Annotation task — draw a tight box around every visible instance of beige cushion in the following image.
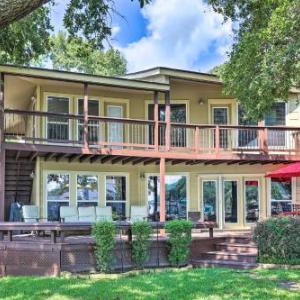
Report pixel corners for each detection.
[130,206,148,222]
[60,206,79,222]
[78,206,96,222]
[22,205,39,223]
[96,206,113,222]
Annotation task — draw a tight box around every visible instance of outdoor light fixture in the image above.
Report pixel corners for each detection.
[198,98,204,105]
[30,171,35,179]
[140,172,145,179]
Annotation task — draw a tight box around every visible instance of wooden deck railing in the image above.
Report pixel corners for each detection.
[4,109,300,155]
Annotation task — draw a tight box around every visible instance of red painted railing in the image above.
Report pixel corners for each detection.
[4,109,300,155]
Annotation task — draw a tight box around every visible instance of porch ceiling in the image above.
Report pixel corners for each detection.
[4,148,295,166]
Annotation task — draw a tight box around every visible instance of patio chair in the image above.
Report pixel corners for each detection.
[22,205,39,223]
[78,206,96,222]
[130,206,148,222]
[95,206,113,222]
[60,206,79,222]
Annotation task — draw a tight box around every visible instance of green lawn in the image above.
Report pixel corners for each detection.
[1,268,300,300]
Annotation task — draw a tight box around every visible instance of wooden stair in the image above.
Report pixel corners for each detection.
[5,159,35,220]
[192,236,258,269]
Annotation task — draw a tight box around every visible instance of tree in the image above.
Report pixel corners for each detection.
[208,0,300,120]
[0,6,52,65]
[0,0,50,28]
[0,0,151,66]
[50,32,127,76]
[0,0,150,28]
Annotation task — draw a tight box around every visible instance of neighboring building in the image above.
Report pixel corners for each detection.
[0,64,300,229]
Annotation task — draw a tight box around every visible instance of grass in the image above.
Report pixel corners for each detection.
[1,268,300,300]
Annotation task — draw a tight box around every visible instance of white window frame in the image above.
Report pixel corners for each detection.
[76,97,101,144]
[45,94,71,142]
[76,173,99,207]
[268,177,295,216]
[145,173,190,220]
[106,104,124,146]
[202,179,218,223]
[45,172,70,219]
[244,178,260,224]
[223,179,239,224]
[145,100,190,147]
[105,174,129,217]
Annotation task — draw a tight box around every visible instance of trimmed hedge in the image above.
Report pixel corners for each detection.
[165,219,193,267]
[253,216,300,265]
[132,221,152,269]
[92,221,116,272]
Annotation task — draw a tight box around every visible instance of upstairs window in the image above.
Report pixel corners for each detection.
[77,99,100,144]
[47,96,69,141]
[148,104,187,147]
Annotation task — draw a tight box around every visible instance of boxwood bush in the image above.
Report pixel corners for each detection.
[92,221,116,272]
[253,216,300,265]
[165,219,193,267]
[132,221,152,269]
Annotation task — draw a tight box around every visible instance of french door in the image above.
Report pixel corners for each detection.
[107,105,123,147]
[212,107,229,148]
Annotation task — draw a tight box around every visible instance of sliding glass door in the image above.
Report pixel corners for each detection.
[202,180,217,222]
[147,175,187,221]
[223,180,238,224]
[244,180,259,223]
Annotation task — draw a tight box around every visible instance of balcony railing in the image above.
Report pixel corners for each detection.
[4,109,300,156]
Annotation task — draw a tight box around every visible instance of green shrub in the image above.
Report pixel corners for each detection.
[132,221,152,269]
[253,216,300,265]
[165,219,193,267]
[92,221,116,272]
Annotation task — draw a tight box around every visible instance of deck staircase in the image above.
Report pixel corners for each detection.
[193,236,258,269]
[5,160,35,220]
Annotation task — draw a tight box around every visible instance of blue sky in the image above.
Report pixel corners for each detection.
[50,0,233,73]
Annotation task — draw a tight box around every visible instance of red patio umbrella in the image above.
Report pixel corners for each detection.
[266,162,300,178]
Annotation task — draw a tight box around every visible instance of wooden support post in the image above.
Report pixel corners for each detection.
[159,158,166,223]
[215,125,220,155]
[83,83,89,149]
[194,126,200,152]
[0,73,5,221]
[154,91,159,150]
[165,91,171,151]
[258,120,268,154]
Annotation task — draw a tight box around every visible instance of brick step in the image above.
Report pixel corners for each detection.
[200,251,257,264]
[215,242,257,254]
[192,259,257,270]
[224,236,252,244]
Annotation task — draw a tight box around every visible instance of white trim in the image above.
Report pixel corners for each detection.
[44,171,71,219]
[267,177,296,217]
[212,106,229,125]
[145,172,190,220]
[75,97,101,143]
[75,173,99,207]
[144,99,190,123]
[44,94,72,142]
[106,104,124,145]
[201,179,218,224]
[243,178,260,224]
[104,174,129,217]
[223,179,239,225]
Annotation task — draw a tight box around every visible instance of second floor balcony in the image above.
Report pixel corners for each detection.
[4,109,300,161]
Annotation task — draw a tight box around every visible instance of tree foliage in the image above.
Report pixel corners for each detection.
[0,0,150,69]
[50,32,126,75]
[208,0,300,120]
[0,6,52,65]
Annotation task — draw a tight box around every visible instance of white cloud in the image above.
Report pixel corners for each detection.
[116,0,233,72]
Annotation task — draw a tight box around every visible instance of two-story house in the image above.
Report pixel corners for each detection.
[1,64,300,230]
